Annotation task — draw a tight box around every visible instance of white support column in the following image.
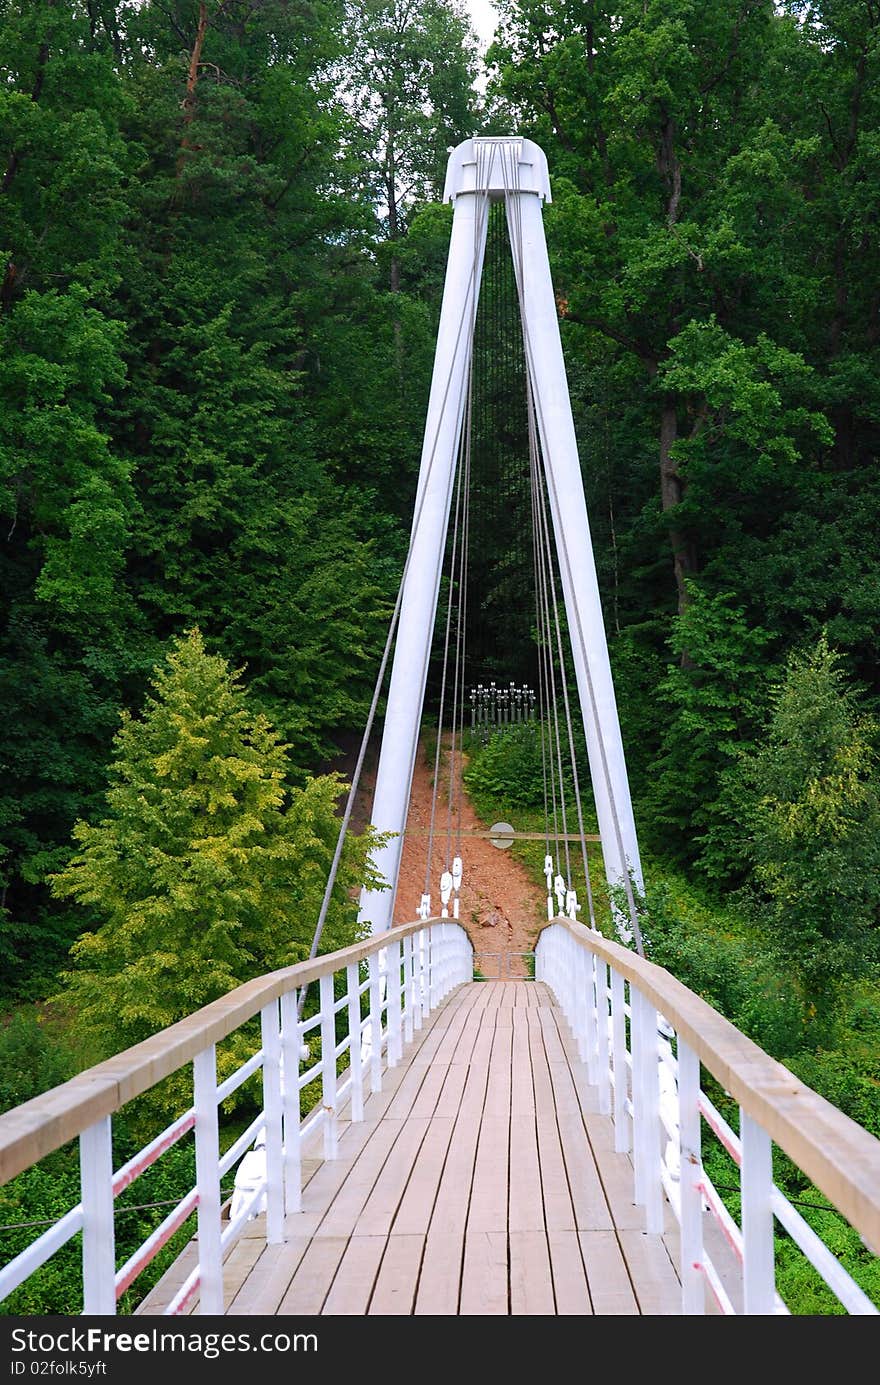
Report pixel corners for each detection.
[193,1046,224,1314]
[741,1112,776,1314]
[356,179,491,937]
[506,184,644,911]
[80,1116,116,1315]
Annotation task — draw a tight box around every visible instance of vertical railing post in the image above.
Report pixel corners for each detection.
[678,1039,705,1314]
[594,954,611,1115]
[611,968,630,1152]
[261,1000,284,1244]
[319,973,338,1159]
[632,989,664,1233]
[386,939,402,1066]
[583,948,599,1082]
[280,990,302,1214]
[413,931,424,1030]
[368,950,383,1093]
[80,1116,116,1315]
[402,933,414,1045]
[427,925,437,1012]
[346,961,364,1122]
[741,1112,775,1314]
[193,1045,224,1314]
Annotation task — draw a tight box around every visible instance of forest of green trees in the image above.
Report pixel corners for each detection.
[1,0,880,1313]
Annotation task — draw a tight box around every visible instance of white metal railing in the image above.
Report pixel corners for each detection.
[536,919,880,1317]
[0,919,473,1315]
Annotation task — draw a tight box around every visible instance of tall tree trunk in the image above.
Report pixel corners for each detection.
[176,0,210,179]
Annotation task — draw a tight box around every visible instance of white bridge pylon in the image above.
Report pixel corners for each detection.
[357,136,644,936]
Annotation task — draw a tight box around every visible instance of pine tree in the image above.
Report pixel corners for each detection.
[736,636,880,1039]
[51,630,383,1062]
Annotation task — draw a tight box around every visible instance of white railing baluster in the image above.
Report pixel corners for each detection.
[80,1116,116,1315]
[413,932,424,1030]
[402,933,414,1045]
[387,939,402,1066]
[594,956,611,1115]
[742,1111,775,1314]
[261,1000,284,1244]
[346,962,364,1122]
[678,1038,705,1314]
[633,990,664,1234]
[584,949,599,1083]
[611,967,631,1152]
[193,1045,224,1314]
[429,925,437,1013]
[368,950,383,1093]
[319,973,338,1159]
[280,990,302,1214]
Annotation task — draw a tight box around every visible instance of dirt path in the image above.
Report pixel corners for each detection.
[390,738,545,978]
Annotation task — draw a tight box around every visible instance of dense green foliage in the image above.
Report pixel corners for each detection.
[0,0,477,996]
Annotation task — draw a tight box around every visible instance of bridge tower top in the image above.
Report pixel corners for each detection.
[442,135,552,204]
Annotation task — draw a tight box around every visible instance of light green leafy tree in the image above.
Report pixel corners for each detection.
[51,630,386,1066]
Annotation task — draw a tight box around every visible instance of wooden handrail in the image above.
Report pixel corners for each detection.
[539,919,880,1255]
[0,919,431,1186]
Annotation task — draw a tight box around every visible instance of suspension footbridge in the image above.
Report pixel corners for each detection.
[0,138,878,1318]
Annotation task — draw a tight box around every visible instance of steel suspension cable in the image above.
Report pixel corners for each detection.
[501,146,645,953]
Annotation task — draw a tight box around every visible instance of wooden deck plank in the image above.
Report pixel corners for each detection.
[510,1009,534,1117]
[557,1116,615,1231]
[527,1010,576,1232]
[579,1230,639,1315]
[483,1023,513,1118]
[619,1228,682,1315]
[508,1114,544,1232]
[355,1117,430,1237]
[276,1236,350,1315]
[467,1115,509,1234]
[414,1230,463,1315]
[460,1230,507,1315]
[509,1230,555,1314]
[368,1233,425,1315]
[226,1237,312,1316]
[580,1113,644,1232]
[321,1235,386,1316]
[427,1113,481,1241]
[314,1119,408,1237]
[409,1060,451,1118]
[392,1116,456,1235]
[431,1057,469,1118]
[548,1229,594,1315]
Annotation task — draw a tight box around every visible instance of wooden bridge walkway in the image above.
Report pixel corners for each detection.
[137,981,694,1317]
